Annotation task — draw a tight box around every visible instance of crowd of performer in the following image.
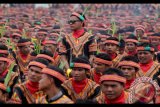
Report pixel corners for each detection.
[0,4,160,104]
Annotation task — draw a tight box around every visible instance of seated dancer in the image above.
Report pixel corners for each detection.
[36,65,73,104]
[0,57,18,103]
[42,40,60,66]
[96,30,111,53]
[148,33,160,52]
[124,35,139,56]
[91,53,112,84]
[61,56,100,102]
[36,50,55,66]
[137,42,160,78]
[35,29,48,44]
[11,32,22,45]
[9,58,49,104]
[104,37,124,68]
[95,68,129,104]
[118,56,140,91]
[15,38,32,82]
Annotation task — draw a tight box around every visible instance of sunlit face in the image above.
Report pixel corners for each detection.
[43,44,57,53]
[19,45,30,55]
[93,61,110,73]
[120,65,136,80]
[101,80,124,100]
[0,61,8,74]
[12,36,21,43]
[150,38,160,46]
[39,74,52,91]
[136,30,144,38]
[69,16,83,31]
[36,34,47,42]
[125,42,136,52]
[105,43,118,54]
[137,51,153,64]
[28,66,42,82]
[72,67,87,82]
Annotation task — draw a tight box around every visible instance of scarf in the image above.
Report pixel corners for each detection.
[127,50,137,56]
[109,53,117,60]
[19,51,29,60]
[0,68,8,78]
[26,80,39,94]
[72,78,87,94]
[105,91,126,104]
[93,71,101,84]
[139,60,153,73]
[125,78,135,89]
[73,29,85,39]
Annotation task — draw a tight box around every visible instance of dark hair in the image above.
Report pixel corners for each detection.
[33,58,49,67]
[119,39,125,48]
[98,30,111,37]
[12,32,22,38]
[95,53,112,61]
[138,42,154,49]
[30,51,38,56]
[121,56,139,63]
[102,68,125,85]
[39,50,53,63]
[106,36,119,42]
[17,38,30,48]
[71,12,86,22]
[53,25,61,29]
[71,12,86,27]
[120,56,139,71]
[126,35,138,45]
[40,50,53,57]
[72,55,90,65]
[126,35,138,40]
[38,29,48,33]
[47,65,65,88]
[10,24,17,29]
[0,44,8,50]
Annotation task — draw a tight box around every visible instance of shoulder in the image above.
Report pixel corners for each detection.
[58,95,74,104]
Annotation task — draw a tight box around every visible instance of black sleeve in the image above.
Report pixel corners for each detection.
[13,87,28,104]
[8,75,18,98]
[88,86,101,99]
[84,35,97,58]
[60,86,72,100]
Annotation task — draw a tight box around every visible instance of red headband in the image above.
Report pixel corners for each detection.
[72,63,91,70]
[149,36,160,39]
[100,75,126,84]
[0,50,8,54]
[137,47,154,52]
[50,33,59,37]
[125,39,139,43]
[135,27,145,32]
[42,40,57,45]
[28,61,47,69]
[36,54,55,63]
[41,68,66,82]
[118,61,140,69]
[105,40,119,45]
[71,12,85,21]
[17,41,31,47]
[0,57,11,63]
[94,57,112,66]
[37,31,48,35]
[0,83,6,91]
[12,33,22,37]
